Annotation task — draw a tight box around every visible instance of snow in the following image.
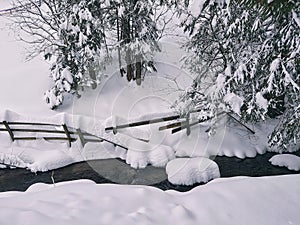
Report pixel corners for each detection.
[188,0,205,17]
[104,115,151,141]
[292,10,300,28]
[174,116,270,159]
[0,153,26,168]
[166,158,220,185]
[117,133,175,168]
[270,58,281,72]
[0,175,299,225]
[223,92,244,115]
[269,154,300,171]
[83,142,127,161]
[215,73,226,92]
[44,88,63,109]
[256,92,268,112]
[0,14,54,117]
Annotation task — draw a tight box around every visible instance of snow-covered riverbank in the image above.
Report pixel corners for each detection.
[0,175,299,225]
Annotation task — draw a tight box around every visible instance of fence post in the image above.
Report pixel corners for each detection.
[3,121,14,141]
[186,113,191,136]
[62,124,72,147]
[76,128,86,147]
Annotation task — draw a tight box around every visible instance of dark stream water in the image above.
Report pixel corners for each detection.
[0,151,299,192]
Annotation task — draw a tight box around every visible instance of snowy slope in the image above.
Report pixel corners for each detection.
[0,175,299,225]
[0,8,54,117]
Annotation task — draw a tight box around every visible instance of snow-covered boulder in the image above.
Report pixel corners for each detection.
[118,133,175,169]
[269,154,300,171]
[82,142,126,161]
[166,158,220,185]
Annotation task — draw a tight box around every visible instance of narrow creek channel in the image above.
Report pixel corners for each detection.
[0,151,299,192]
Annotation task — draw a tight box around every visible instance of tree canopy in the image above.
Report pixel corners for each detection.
[177,0,299,151]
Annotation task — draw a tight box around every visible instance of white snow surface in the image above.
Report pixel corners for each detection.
[256,92,268,112]
[0,175,299,225]
[223,92,244,115]
[270,154,300,171]
[166,158,220,185]
[119,132,175,168]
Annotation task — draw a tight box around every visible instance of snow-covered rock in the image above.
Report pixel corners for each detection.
[269,154,300,171]
[120,133,175,169]
[166,158,220,185]
[82,142,126,161]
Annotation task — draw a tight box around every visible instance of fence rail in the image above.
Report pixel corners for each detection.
[0,121,112,148]
[104,110,255,136]
[0,111,255,157]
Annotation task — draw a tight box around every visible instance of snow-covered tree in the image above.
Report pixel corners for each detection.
[176,0,299,151]
[11,0,110,109]
[10,0,173,108]
[106,0,172,84]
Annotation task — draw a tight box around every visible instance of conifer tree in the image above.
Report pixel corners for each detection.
[177,0,299,151]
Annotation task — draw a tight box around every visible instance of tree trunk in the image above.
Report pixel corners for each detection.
[136,54,142,85]
[122,16,133,82]
[88,63,97,89]
[116,10,124,77]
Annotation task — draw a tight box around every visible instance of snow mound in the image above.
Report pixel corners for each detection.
[0,153,26,168]
[166,158,220,185]
[26,179,96,193]
[120,133,175,169]
[174,116,271,159]
[26,148,75,173]
[82,142,126,160]
[269,154,300,171]
[1,175,299,225]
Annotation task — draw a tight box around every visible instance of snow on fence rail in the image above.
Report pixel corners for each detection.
[105,111,255,135]
[0,111,254,152]
[0,121,128,149]
[104,112,217,135]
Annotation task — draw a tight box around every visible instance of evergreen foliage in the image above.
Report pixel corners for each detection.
[177,0,299,151]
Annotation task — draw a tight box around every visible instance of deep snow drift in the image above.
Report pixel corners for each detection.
[0,175,299,225]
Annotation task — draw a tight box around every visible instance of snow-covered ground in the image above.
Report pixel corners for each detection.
[0,175,299,225]
[0,2,299,224]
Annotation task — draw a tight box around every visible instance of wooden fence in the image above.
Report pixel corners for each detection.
[0,121,127,149]
[104,111,255,135]
[0,111,254,150]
